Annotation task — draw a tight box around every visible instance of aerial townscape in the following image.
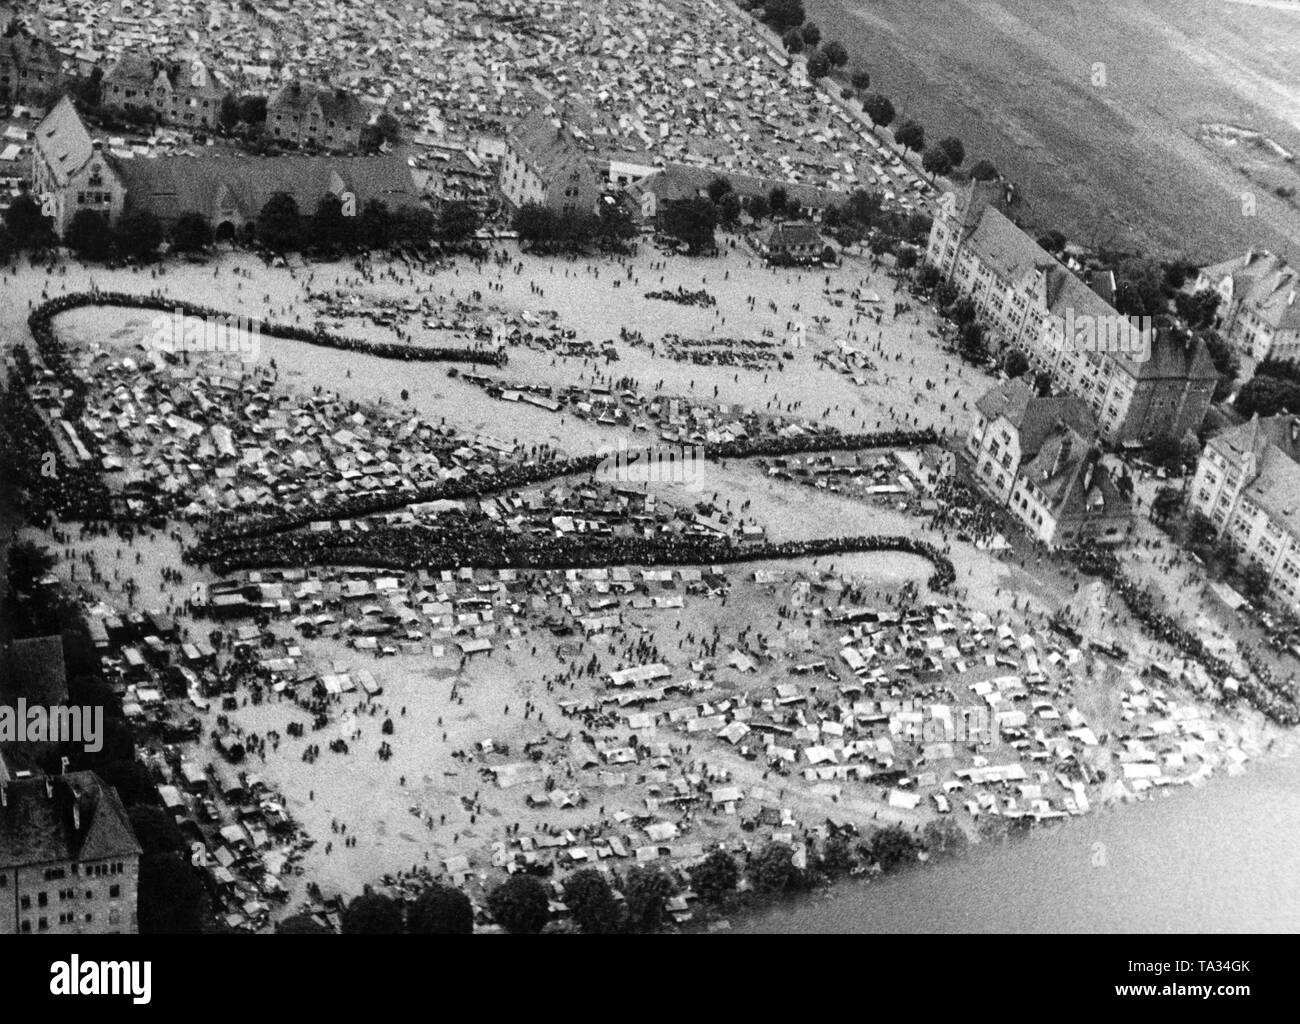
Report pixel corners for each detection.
[1,0,1299,945]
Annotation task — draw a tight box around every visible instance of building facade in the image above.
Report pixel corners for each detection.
[30,95,126,236]
[0,29,67,103]
[0,769,141,935]
[1194,250,1300,364]
[498,115,603,215]
[1189,413,1300,609]
[967,378,1130,547]
[928,181,1217,445]
[101,55,224,130]
[267,83,367,151]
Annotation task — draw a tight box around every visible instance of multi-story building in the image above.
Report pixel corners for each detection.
[968,377,1131,547]
[1194,250,1300,364]
[928,181,1217,445]
[101,54,224,130]
[267,83,367,151]
[30,95,126,236]
[0,27,67,103]
[1189,413,1300,609]
[0,768,141,935]
[498,114,603,215]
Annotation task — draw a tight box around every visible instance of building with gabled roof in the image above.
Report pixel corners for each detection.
[928,181,1217,445]
[0,27,68,103]
[0,770,141,934]
[1194,250,1300,364]
[101,54,224,130]
[499,113,603,215]
[1190,413,1300,609]
[267,82,368,152]
[29,94,126,234]
[753,221,827,264]
[968,377,1130,547]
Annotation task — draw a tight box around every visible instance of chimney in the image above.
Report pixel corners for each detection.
[60,756,70,775]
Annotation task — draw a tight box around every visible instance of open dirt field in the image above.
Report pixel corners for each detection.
[805,0,1300,261]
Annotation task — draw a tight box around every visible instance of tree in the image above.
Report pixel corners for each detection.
[562,869,621,934]
[806,49,831,80]
[408,884,474,934]
[762,0,806,32]
[357,199,392,249]
[488,875,550,934]
[916,264,941,292]
[717,191,742,228]
[307,194,353,253]
[1037,230,1066,253]
[748,194,770,223]
[277,914,331,934]
[850,68,871,91]
[922,145,952,178]
[1236,374,1300,419]
[1188,510,1218,548]
[865,824,918,872]
[596,196,637,246]
[1003,349,1030,378]
[922,819,969,859]
[689,849,739,903]
[374,112,402,146]
[822,40,848,67]
[128,805,184,856]
[782,28,805,54]
[1198,330,1239,403]
[894,119,925,153]
[768,186,788,216]
[171,212,213,253]
[801,21,821,46]
[114,210,163,261]
[969,159,999,181]
[65,209,113,260]
[896,247,918,270]
[937,136,965,167]
[1151,485,1183,524]
[342,892,404,934]
[138,854,204,933]
[1241,562,1271,604]
[1175,289,1221,329]
[861,93,895,128]
[751,843,801,894]
[1114,256,1168,317]
[622,865,674,931]
[257,192,301,252]
[238,94,267,124]
[820,835,856,874]
[660,196,717,255]
[5,194,54,249]
[707,176,734,205]
[218,93,240,131]
[436,199,480,243]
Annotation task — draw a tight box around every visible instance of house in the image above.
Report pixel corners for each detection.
[498,114,603,215]
[0,769,142,935]
[102,54,224,130]
[753,221,827,264]
[1194,250,1300,364]
[0,27,67,103]
[967,378,1130,547]
[1189,413,1300,610]
[267,83,367,151]
[29,95,126,235]
[928,181,1217,445]
[626,163,839,224]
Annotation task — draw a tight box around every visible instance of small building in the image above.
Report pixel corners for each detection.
[498,114,603,215]
[753,221,828,264]
[267,82,368,152]
[30,95,126,236]
[1194,250,1300,364]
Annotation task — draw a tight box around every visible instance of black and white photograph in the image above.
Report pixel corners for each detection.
[0,0,1294,999]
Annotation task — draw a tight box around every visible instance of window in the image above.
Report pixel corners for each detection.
[110,885,121,899]
[37,892,48,908]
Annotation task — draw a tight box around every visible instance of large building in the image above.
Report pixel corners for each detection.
[1189,413,1300,609]
[1193,250,1300,364]
[968,377,1130,547]
[33,97,419,238]
[0,768,141,935]
[267,82,368,151]
[0,28,67,103]
[101,54,225,131]
[498,114,603,215]
[30,95,126,236]
[928,181,1217,445]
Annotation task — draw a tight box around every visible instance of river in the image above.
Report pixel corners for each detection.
[738,754,1300,932]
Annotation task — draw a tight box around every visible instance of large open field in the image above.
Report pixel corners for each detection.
[805,0,1300,261]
